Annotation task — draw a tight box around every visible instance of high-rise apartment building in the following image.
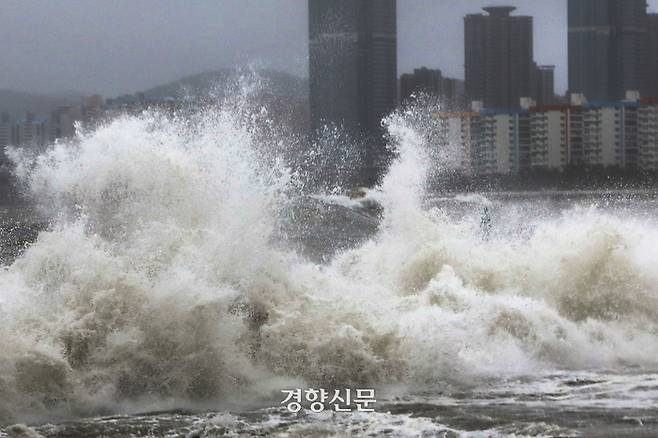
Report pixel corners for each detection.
[530,106,570,170]
[435,111,480,174]
[436,93,658,175]
[466,108,532,175]
[308,0,397,135]
[638,97,658,170]
[535,65,556,106]
[308,0,397,184]
[568,0,649,101]
[464,6,534,109]
[13,113,48,148]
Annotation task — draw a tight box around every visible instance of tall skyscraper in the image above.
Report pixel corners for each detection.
[534,65,556,106]
[647,13,658,98]
[464,6,534,109]
[308,0,397,134]
[308,0,397,183]
[568,0,648,101]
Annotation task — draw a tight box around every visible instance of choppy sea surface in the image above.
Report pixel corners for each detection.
[5,371,658,437]
[0,90,657,437]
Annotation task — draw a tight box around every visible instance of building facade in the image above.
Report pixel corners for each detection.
[464,6,534,109]
[568,0,649,101]
[466,108,531,175]
[435,111,480,174]
[535,65,556,106]
[13,113,48,148]
[0,113,11,150]
[308,0,397,135]
[647,14,658,98]
[638,97,658,170]
[308,0,397,184]
[438,93,658,175]
[399,67,464,105]
[581,104,618,167]
[530,106,569,170]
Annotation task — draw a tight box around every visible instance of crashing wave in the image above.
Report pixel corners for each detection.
[0,82,657,425]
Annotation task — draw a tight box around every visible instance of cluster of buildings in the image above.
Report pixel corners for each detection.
[0,112,49,152]
[399,68,465,107]
[438,0,658,175]
[440,92,658,175]
[3,1,658,181]
[0,96,104,153]
[309,0,658,179]
[0,94,188,166]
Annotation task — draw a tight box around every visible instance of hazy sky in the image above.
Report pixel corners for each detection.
[2,0,658,97]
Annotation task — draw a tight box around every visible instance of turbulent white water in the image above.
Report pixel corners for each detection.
[0,89,657,427]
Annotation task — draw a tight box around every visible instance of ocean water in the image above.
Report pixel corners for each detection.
[0,88,657,437]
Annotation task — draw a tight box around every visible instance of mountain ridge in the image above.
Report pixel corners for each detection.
[139,69,308,99]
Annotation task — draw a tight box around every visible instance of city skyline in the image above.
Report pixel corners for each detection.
[4,0,658,97]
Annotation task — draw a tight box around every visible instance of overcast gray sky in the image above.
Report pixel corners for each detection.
[2,0,657,97]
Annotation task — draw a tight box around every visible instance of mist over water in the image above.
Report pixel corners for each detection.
[0,80,657,434]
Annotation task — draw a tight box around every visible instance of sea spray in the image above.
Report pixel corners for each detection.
[0,83,657,426]
[0,89,299,423]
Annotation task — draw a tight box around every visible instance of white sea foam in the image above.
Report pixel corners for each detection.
[454,193,493,206]
[0,84,657,425]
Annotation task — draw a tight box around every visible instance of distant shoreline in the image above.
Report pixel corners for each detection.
[430,169,657,194]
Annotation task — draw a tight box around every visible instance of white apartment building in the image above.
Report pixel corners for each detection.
[14,115,48,148]
[472,109,531,175]
[581,105,620,167]
[435,111,480,175]
[436,108,533,175]
[490,113,513,174]
[528,97,639,171]
[437,93,657,175]
[530,106,568,170]
[638,99,658,171]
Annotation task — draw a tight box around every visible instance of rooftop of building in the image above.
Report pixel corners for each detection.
[480,107,529,116]
[584,100,640,109]
[529,104,572,113]
[528,99,652,112]
[482,6,517,16]
[465,6,530,20]
[434,111,480,118]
